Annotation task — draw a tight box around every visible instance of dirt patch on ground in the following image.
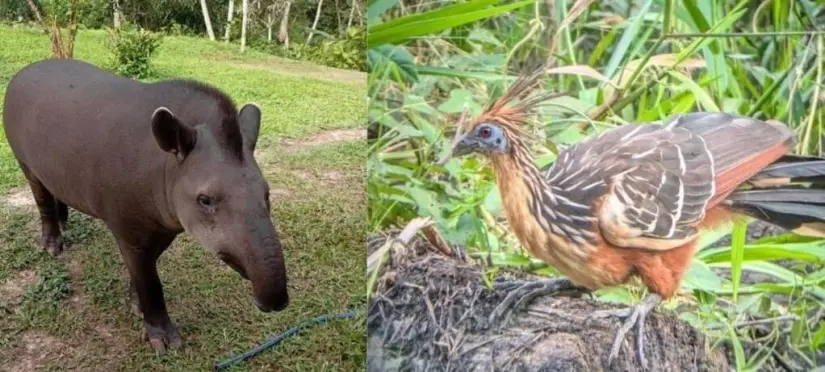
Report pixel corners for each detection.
[292,170,347,187]
[4,187,34,208]
[270,188,297,199]
[368,233,730,372]
[209,52,366,84]
[0,270,37,308]
[282,129,365,152]
[6,331,71,372]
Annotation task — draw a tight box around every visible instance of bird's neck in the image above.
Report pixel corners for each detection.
[490,147,552,204]
[489,148,559,257]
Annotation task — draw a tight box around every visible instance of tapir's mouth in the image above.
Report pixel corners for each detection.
[218,252,249,280]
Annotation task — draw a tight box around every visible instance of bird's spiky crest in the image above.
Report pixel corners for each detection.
[466,64,561,136]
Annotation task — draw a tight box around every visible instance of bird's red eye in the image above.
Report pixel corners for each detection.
[479,127,492,138]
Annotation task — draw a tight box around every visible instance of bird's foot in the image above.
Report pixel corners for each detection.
[588,294,662,369]
[488,277,590,323]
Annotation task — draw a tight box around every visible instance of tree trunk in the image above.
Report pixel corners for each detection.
[278,0,291,47]
[112,0,122,28]
[267,11,273,42]
[200,0,216,40]
[333,0,342,32]
[240,0,249,52]
[306,0,324,44]
[224,0,234,42]
[346,0,355,28]
[25,0,44,26]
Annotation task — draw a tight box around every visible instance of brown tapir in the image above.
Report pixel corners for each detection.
[2,58,289,352]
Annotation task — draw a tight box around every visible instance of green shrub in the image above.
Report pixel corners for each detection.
[250,27,366,71]
[313,27,366,71]
[105,24,163,79]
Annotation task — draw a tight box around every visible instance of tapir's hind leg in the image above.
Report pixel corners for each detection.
[19,163,65,257]
[57,201,69,231]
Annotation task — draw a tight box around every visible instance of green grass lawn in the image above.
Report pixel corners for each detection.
[0,25,366,371]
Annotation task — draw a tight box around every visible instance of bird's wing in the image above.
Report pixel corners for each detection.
[578,125,717,250]
[663,112,797,206]
[547,114,797,251]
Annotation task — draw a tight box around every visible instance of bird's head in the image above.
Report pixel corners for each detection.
[442,65,561,163]
[451,121,511,157]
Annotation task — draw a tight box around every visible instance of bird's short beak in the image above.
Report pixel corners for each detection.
[450,135,478,158]
[437,134,478,165]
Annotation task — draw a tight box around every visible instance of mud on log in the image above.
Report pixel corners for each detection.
[367,237,730,372]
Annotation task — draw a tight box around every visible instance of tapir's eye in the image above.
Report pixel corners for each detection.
[197,195,214,209]
[479,126,492,138]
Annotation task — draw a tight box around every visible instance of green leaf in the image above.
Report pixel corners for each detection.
[723,320,747,372]
[730,221,747,303]
[682,259,723,292]
[551,125,586,145]
[367,44,419,83]
[697,224,735,249]
[437,89,482,114]
[595,287,635,305]
[667,70,720,111]
[682,0,710,32]
[697,245,822,264]
[467,28,504,47]
[371,0,501,34]
[416,65,517,81]
[482,186,502,217]
[404,94,440,116]
[400,185,442,219]
[368,0,534,47]
[603,0,654,79]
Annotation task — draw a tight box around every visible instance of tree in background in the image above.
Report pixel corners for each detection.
[199,0,215,40]
[240,0,248,51]
[25,0,78,58]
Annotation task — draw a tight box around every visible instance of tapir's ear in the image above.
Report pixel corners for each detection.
[151,107,196,162]
[237,103,261,151]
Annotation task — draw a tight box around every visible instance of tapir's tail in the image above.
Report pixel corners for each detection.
[723,155,825,237]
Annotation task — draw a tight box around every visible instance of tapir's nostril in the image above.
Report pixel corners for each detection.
[254,295,288,313]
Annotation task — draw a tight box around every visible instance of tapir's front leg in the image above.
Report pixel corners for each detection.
[113,229,181,353]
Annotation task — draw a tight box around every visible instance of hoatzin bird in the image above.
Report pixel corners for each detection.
[444,68,825,367]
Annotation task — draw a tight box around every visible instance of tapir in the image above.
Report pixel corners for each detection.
[2,58,289,352]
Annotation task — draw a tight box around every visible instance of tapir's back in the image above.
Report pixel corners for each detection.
[3,58,154,160]
[2,58,168,220]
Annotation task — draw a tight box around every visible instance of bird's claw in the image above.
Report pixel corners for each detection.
[588,294,662,370]
[488,277,589,323]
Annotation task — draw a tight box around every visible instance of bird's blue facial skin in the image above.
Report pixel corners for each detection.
[453,123,509,157]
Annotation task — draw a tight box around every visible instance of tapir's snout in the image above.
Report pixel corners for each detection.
[251,271,289,312]
[254,293,289,312]
[219,248,289,312]
[240,228,289,313]
[215,230,289,312]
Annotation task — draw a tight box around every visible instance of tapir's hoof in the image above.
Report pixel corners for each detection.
[144,321,182,354]
[41,235,66,257]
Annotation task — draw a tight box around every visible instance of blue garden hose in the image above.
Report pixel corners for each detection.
[214,308,364,371]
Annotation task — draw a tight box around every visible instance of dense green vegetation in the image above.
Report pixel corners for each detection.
[0,0,365,70]
[367,0,825,369]
[0,25,366,371]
